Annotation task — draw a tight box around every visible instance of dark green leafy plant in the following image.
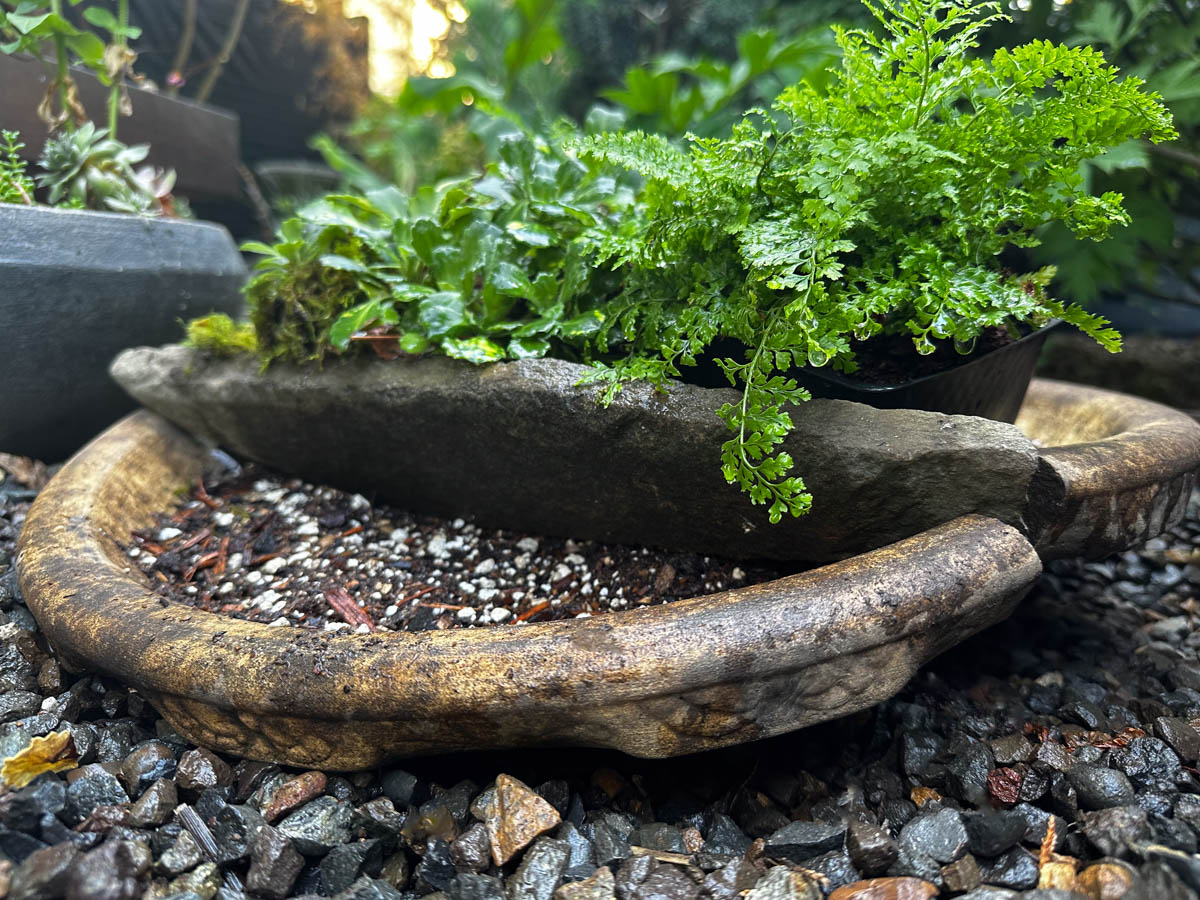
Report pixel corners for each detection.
[0,130,35,204]
[578,0,1175,522]
[243,129,634,369]
[602,26,840,139]
[1004,0,1200,305]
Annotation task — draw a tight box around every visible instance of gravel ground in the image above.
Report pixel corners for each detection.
[125,465,782,633]
[4,467,1200,898]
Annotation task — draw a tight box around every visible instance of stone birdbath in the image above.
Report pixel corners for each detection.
[13,347,1200,769]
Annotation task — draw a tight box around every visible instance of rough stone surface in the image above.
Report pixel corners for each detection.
[898,810,968,865]
[175,748,232,793]
[556,866,615,900]
[743,865,821,900]
[484,774,563,866]
[507,837,570,900]
[828,878,938,899]
[1066,766,1136,810]
[846,821,899,876]
[764,821,846,861]
[246,824,304,900]
[0,207,245,460]
[111,347,1042,563]
[277,796,353,856]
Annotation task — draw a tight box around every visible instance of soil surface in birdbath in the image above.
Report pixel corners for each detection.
[123,463,788,633]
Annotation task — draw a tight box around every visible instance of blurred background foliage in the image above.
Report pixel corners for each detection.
[311,0,1197,322]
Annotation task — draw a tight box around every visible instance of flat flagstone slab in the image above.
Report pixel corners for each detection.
[110,346,1041,564]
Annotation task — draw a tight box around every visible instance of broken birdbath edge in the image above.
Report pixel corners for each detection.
[17,410,1040,768]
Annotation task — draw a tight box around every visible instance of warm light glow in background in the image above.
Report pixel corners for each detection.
[344,0,467,95]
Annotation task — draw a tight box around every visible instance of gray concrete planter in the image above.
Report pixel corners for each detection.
[0,205,246,460]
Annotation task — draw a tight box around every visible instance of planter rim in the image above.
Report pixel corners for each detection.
[17,410,1039,765]
[0,200,238,236]
[801,319,1061,395]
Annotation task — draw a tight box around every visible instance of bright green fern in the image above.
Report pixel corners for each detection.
[578,0,1176,522]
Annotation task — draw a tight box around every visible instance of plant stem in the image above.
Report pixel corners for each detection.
[194,0,251,104]
[913,19,931,126]
[107,0,129,139]
[1146,140,1200,171]
[167,0,197,97]
[50,0,69,130]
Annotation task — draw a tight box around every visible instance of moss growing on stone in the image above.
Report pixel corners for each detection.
[184,314,257,357]
[246,261,363,367]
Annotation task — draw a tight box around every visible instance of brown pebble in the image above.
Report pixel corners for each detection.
[175,748,232,792]
[263,770,327,823]
[681,826,704,854]
[555,866,615,900]
[940,854,981,893]
[654,564,676,594]
[1038,860,1078,891]
[484,773,562,866]
[829,878,939,900]
[36,659,62,695]
[1076,862,1135,899]
[591,769,626,800]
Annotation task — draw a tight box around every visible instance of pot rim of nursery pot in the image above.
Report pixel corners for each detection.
[18,410,1042,769]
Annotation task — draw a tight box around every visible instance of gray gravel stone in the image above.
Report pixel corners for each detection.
[508,837,571,900]
[64,765,128,824]
[1067,765,1136,810]
[278,796,354,856]
[1079,806,1152,858]
[899,808,969,864]
[764,821,846,861]
[322,840,385,895]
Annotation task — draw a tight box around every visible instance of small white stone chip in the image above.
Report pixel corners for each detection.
[489,607,512,623]
[156,527,182,541]
[261,557,287,576]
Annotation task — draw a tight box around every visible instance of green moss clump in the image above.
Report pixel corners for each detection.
[247,260,364,367]
[184,314,258,357]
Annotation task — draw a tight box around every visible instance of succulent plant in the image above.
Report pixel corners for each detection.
[36,121,175,215]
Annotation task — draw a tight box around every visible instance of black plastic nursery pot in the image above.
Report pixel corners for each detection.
[793,321,1059,423]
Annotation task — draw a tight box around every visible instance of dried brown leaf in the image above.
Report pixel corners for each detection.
[1,730,78,788]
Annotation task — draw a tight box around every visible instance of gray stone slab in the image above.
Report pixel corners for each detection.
[111,345,1041,562]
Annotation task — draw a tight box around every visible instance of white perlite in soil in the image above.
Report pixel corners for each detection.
[126,464,783,634]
